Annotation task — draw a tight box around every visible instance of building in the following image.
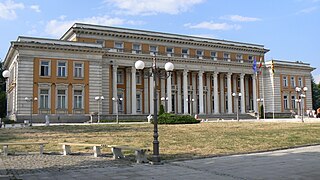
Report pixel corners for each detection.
[2,23,314,122]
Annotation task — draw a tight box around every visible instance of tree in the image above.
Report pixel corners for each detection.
[0,61,7,118]
[312,76,320,110]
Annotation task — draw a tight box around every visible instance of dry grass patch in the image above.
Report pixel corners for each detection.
[1,122,320,160]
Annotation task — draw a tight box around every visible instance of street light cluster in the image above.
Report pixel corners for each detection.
[232,93,242,121]
[24,97,38,126]
[186,98,195,116]
[295,86,308,122]
[135,54,174,164]
[112,97,123,124]
[94,96,104,123]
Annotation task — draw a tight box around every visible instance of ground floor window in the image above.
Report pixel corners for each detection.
[40,89,49,109]
[74,90,83,109]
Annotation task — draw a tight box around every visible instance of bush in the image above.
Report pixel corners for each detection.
[159,104,165,116]
[156,113,200,124]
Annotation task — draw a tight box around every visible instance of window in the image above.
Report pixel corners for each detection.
[290,76,295,87]
[136,93,142,112]
[118,93,124,112]
[132,44,141,54]
[96,39,105,47]
[298,77,303,87]
[74,90,83,109]
[236,54,243,63]
[150,45,158,55]
[57,89,67,109]
[283,76,288,87]
[223,53,230,61]
[117,70,124,84]
[115,42,124,52]
[57,61,67,77]
[248,55,254,63]
[74,62,83,78]
[283,95,288,109]
[40,89,49,109]
[196,50,204,59]
[136,71,142,85]
[40,60,50,76]
[210,51,217,60]
[291,95,296,109]
[181,48,188,58]
[166,47,174,57]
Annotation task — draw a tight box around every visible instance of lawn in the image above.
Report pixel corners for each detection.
[1,122,320,160]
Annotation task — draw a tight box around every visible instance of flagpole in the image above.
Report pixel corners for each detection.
[261,58,266,120]
[271,60,275,119]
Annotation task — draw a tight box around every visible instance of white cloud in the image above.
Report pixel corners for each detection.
[103,0,204,15]
[45,15,143,37]
[30,5,41,13]
[0,0,24,20]
[184,21,241,31]
[297,6,318,14]
[220,15,261,22]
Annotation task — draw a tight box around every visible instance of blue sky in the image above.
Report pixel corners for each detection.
[1,0,319,82]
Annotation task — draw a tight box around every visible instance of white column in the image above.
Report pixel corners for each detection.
[233,74,237,112]
[245,76,249,111]
[144,70,149,113]
[206,73,211,114]
[240,73,245,114]
[183,70,189,114]
[199,71,204,114]
[227,72,233,114]
[149,69,154,114]
[167,72,172,113]
[112,65,118,114]
[177,71,182,114]
[126,68,131,114]
[220,74,225,113]
[213,72,219,114]
[131,67,136,114]
[192,73,197,114]
[252,74,257,113]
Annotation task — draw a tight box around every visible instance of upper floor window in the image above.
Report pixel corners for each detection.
[290,76,295,87]
[115,42,124,52]
[74,62,83,78]
[40,89,49,109]
[96,39,105,47]
[73,90,83,109]
[166,47,174,57]
[210,51,217,60]
[150,45,158,55]
[196,50,204,59]
[132,44,141,54]
[136,71,142,85]
[283,76,288,87]
[117,69,124,84]
[248,55,254,63]
[40,60,50,76]
[57,61,67,77]
[298,77,303,87]
[223,53,230,61]
[236,54,243,63]
[181,48,189,58]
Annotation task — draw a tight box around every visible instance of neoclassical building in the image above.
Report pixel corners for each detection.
[2,23,314,121]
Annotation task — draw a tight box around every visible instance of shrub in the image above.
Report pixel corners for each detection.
[156,113,200,124]
[159,104,165,116]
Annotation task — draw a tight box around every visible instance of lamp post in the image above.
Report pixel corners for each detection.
[295,87,308,123]
[232,93,242,121]
[256,98,264,120]
[186,98,195,116]
[160,97,168,112]
[24,97,38,126]
[94,96,104,123]
[135,54,174,164]
[112,97,123,124]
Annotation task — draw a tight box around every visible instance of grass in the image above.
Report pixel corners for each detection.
[1,122,320,160]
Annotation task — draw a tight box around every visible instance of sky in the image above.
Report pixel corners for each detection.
[0,0,319,82]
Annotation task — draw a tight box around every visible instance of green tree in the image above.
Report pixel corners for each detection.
[0,61,7,118]
[312,76,320,110]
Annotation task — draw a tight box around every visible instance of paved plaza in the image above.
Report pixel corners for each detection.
[1,144,320,179]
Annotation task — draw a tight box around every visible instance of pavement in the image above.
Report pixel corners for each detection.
[1,145,320,180]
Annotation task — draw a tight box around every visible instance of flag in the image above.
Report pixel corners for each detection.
[258,57,263,74]
[252,57,257,73]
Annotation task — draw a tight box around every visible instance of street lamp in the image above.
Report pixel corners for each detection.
[94,96,104,123]
[135,54,174,164]
[232,93,242,121]
[257,98,264,120]
[24,97,38,126]
[295,87,308,122]
[186,98,195,116]
[160,97,169,112]
[112,97,123,124]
